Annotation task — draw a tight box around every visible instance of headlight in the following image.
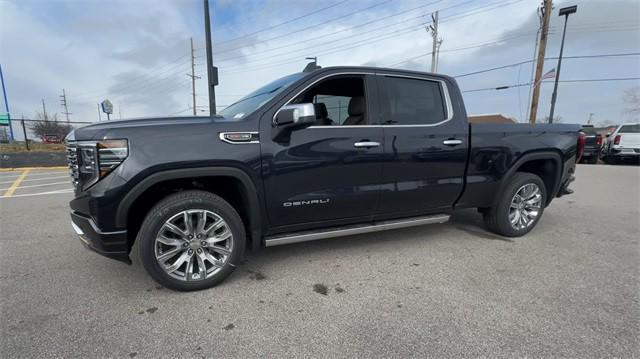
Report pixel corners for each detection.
[76,139,128,189]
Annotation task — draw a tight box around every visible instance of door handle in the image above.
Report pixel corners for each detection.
[442,139,463,146]
[354,141,380,148]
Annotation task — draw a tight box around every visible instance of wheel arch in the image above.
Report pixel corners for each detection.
[116,167,263,252]
[494,150,563,207]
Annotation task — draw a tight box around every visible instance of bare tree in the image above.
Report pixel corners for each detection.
[597,119,616,128]
[623,87,640,116]
[30,112,72,140]
[0,126,9,143]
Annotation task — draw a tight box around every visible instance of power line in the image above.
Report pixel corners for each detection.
[222,25,425,74]
[454,52,640,78]
[76,54,191,98]
[388,31,539,67]
[215,0,450,63]
[216,0,512,68]
[461,77,640,93]
[215,0,350,46]
[214,0,396,56]
[221,21,426,71]
[73,57,192,102]
[70,0,530,102]
[218,0,525,74]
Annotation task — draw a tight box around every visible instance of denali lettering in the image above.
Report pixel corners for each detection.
[283,199,330,207]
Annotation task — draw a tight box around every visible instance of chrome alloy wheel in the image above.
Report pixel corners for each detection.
[154,209,233,281]
[509,183,543,231]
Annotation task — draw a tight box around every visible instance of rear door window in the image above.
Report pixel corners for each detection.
[382,76,447,125]
[619,124,640,133]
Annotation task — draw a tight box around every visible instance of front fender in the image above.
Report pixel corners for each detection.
[115,166,263,248]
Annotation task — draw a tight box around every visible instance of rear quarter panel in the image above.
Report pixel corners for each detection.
[456,123,580,208]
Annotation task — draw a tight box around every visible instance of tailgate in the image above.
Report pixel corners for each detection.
[584,135,598,147]
[618,133,640,149]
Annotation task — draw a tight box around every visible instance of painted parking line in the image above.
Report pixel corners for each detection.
[0,173,67,181]
[0,181,69,192]
[0,188,73,199]
[2,169,30,197]
[0,175,69,185]
[0,166,68,172]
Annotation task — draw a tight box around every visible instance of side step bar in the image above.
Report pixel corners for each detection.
[264,214,450,247]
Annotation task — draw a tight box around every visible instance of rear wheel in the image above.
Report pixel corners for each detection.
[137,190,245,291]
[587,155,598,164]
[484,173,546,237]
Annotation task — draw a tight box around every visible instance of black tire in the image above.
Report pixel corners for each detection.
[483,172,547,237]
[137,190,245,291]
[587,156,598,164]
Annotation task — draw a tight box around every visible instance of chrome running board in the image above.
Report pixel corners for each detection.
[264,214,450,247]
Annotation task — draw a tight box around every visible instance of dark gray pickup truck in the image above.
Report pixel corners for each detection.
[67,66,583,290]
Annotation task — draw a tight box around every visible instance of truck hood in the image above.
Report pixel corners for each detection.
[67,116,233,141]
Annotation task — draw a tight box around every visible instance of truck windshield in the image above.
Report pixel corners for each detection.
[219,72,306,120]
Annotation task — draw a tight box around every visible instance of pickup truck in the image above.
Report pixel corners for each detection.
[66,66,582,291]
[580,125,603,164]
[601,123,640,164]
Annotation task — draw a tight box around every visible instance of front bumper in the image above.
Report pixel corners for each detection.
[70,211,131,264]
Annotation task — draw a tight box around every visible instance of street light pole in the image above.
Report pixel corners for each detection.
[549,5,577,124]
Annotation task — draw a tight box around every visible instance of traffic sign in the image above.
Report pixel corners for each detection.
[0,113,9,126]
[101,99,113,114]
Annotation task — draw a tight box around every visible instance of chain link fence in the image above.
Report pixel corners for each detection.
[0,118,93,150]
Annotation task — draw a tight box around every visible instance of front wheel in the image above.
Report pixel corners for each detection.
[483,173,547,237]
[137,190,245,291]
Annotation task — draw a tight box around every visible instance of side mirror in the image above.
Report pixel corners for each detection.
[273,103,316,130]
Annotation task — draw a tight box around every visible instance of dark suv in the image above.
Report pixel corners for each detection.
[67,66,581,291]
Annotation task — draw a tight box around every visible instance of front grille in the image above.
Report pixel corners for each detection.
[66,142,79,186]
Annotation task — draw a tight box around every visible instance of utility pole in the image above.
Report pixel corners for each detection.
[42,98,48,121]
[528,0,553,124]
[428,11,442,73]
[204,0,219,115]
[549,5,578,124]
[60,88,71,122]
[97,103,102,121]
[186,37,201,116]
[0,64,15,141]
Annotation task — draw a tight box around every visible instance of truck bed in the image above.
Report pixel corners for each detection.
[456,123,581,208]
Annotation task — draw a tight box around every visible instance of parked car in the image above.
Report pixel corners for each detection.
[580,125,603,164]
[42,134,63,144]
[601,123,640,164]
[65,66,582,291]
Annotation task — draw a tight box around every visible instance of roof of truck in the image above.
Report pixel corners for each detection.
[309,66,454,81]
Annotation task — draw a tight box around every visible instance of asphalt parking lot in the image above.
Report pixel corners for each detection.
[1,165,638,358]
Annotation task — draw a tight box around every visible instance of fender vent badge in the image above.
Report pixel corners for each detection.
[219,132,259,144]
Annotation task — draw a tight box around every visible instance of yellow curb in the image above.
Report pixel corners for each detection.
[3,169,30,197]
[0,166,68,172]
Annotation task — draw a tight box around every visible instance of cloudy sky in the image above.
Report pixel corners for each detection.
[1,0,639,137]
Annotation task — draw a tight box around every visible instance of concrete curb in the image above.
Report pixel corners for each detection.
[0,152,67,169]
